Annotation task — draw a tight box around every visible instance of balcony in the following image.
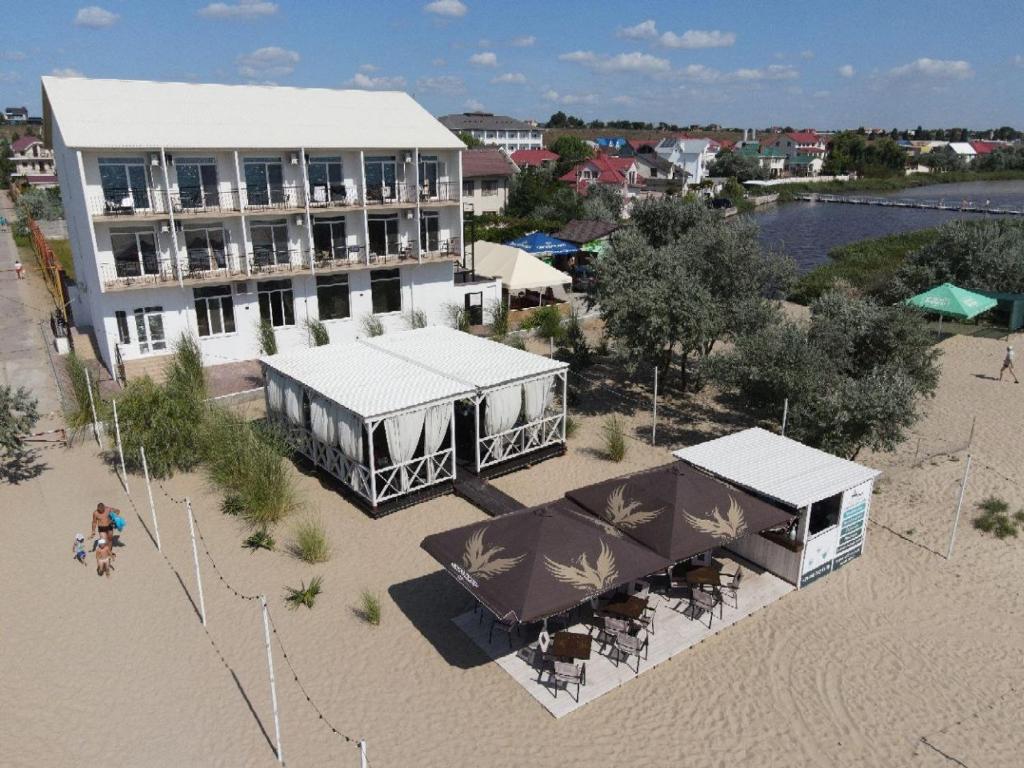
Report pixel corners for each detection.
[248,247,308,275]
[243,184,306,213]
[418,180,459,205]
[169,188,243,217]
[89,188,170,220]
[100,258,178,290]
[364,182,416,207]
[307,182,362,210]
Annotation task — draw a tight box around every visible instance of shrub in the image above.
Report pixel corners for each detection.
[444,303,470,332]
[528,305,565,343]
[558,307,591,370]
[358,589,381,626]
[65,353,109,429]
[290,515,331,563]
[361,313,384,337]
[0,385,40,481]
[405,308,428,329]
[257,319,278,356]
[972,496,1020,539]
[243,530,275,551]
[564,414,578,439]
[488,298,510,338]
[285,576,323,610]
[305,318,330,347]
[500,334,526,350]
[602,415,627,462]
[221,494,245,516]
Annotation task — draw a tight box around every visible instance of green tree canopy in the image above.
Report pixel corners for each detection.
[550,135,593,176]
[580,183,623,222]
[506,166,581,222]
[456,131,483,148]
[0,385,40,482]
[707,150,766,182]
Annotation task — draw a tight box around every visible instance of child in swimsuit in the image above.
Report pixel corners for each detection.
[73,533,87,565]
[95,538,115,577]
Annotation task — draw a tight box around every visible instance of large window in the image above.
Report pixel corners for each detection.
[134,306,166,355]
[307,156,345,204]
[312,216,347,262]
[258,279,294,327]
[808,493,842,536]
[244,157,284,206]
[316,274,350,321]
[419,211,440,252]
[367,214,399,257]
[462,179,475,196]
[364,155,397,201]
[99,157,150,209]
[370,269,401,314]
[182,224,227,273]
[418,154,442,198]
[110,228,159,277]
[249,220,290,269]
[482,180,499,197]
[194,286,235,337]
[114,311,130,345]
[174,157,220,209]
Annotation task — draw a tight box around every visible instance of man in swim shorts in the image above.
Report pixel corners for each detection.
[92,503,113,551]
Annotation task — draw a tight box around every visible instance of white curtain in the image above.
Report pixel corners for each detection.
[309,396,336,445]
[336,408,366,495]
[265,371,284,414]
[423,404,452,482]
[383,409,427,492]
[522,376,555,444]
[484,385,522,436]
[283,379,303,425]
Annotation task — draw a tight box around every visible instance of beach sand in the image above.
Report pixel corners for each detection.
[2,329,1022,768]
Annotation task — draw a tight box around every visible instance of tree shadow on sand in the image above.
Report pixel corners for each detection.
[1,447,49,484]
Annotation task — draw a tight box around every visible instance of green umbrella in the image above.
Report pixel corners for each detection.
[906,282,997,338]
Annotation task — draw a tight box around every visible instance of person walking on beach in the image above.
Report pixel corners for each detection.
[95,538,115,577]
[998,345,1019,383]
[91,503,114,551]
[72,534,88,565]
[14,259,25,279]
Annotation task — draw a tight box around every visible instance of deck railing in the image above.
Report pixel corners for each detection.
[243,184,306,212]
[248,247,308,274]
[100,258,178,289]
[479,413,564,469]
[374,447,455,503]
[307,182,361,208]
[89,188,168,217]
[364,181,416,205]
[170,188,242,215]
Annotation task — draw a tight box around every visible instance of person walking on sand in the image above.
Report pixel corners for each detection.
[14,259,25,279]
[95,538,115,577]
[998,345,1019,383]
[73,533,88,565]
[91,503,114,551]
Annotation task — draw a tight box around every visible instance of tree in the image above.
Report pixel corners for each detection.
[456,131,483,148]
[580,183,622,222]
[506,166,582,222]
[708,150,766,182]
[0,385,40,482]
[712,292,940,459]
[547,111,584,128]
[0,140,13,187]
[919,145,965,173]
[550,135,593,176]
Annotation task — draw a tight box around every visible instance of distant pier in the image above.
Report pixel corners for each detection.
[795,193,1023,216]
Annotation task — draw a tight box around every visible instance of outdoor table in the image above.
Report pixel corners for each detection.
[603,595,648,621]
[684,566,722,590]
[550,631,592,661]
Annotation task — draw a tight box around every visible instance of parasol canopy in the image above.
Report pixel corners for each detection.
[905,283,997,320]
[504,231,578,257]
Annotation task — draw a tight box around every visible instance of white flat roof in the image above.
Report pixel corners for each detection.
[261,340,472,421]
[42,76,465,150]
[365,326,567,390]
[674,427,880,509]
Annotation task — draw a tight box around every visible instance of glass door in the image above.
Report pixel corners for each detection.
[364,156,397,202]
[244,158,284,207]
[249,220,290,269]
[99,157,151,210]
[183,225,227,273]
[134,306,166,355]
[312,217,347,262]
[419,211,439,252]
[418,155,439,199]
[175,158,220,209]
[308,157,345,205]
[368,215,398,257]
[111,229,159,277]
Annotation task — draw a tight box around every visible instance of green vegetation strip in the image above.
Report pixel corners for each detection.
[773,170,1024,200]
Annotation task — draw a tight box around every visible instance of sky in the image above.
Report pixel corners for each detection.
[2,0,1024,129]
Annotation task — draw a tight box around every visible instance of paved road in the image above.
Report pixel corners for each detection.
[0,190,64,428]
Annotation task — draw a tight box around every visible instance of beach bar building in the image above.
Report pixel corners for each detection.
[675,427,881,588]
[261,326,568,514]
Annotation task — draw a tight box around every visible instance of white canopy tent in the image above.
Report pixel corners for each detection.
[473,241,571,302]
[365,326,570,472]
[262,340,472,512]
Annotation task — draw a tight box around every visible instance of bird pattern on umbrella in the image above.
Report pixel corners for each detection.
[544,541,619,592]
[462,528,525,581]
[683,496,748,539]
[602,485,663,530]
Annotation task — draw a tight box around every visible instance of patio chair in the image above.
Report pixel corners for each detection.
[550,661,586,702]
[594,616,630,650]
[612,630,649,674]
[489,616,519,647]
[689,588,722,629]
[719,568,743,609]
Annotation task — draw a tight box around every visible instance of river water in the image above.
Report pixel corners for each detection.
[754,180,1024,272]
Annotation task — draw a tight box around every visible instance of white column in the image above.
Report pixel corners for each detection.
[158,147,183,288]
[298,147,315,275]
[474,395,482,472]
[561,371,568,442]
[456,150,465,267]
[233,150,251,275]
[449,401,457,479]
[358,150,370,266]
[413,148,422,262]
[367,420,378,507]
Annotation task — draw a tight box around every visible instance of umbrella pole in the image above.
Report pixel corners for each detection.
[937,315,943,340]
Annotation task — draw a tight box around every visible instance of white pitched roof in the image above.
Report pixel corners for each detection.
[365,326,567,390]
[473,241,572,292]
[42,76,464,150]
[261,340,472,420]
[948,142,977,156]
[674,427,880,509]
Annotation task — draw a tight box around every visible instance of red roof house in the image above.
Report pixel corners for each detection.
[511,149,558,168]
[969,140,1001,155]
[11,135,43,153]
[559,154,642,191]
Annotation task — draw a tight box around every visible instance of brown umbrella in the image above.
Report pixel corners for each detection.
[420,498,672,624]
[566,462,795,563]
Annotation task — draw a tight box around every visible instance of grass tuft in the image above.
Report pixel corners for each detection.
[357,589,381,626]
[602,414,627,462]
[972,496,1020,539]
[257,319,278,356]
[405,308,428,329]
[361,313,385,337]
[243,530,276,551]
[305,318,330,347]
[290,515,331,563]
[285,576,323,610]
[564,414,578,439]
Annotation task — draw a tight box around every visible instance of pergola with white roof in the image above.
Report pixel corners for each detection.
[365,326,569,473]
[675,428,881,588]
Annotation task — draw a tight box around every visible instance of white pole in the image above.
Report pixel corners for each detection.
[359,740,368,768]
[781,397,789,437]
[85,368,100,445]
[140,446,161,551]
[651,366,658,446]
[112,399,128,494]
[474,396,482,473]
[185,499,207,626]
[549,336,554,357]
[261,595,284,765]
[946,454,972,560]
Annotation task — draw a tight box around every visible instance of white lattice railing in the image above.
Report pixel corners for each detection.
[278,419,373,503]
[373,448,454,504]
[479,413,564,469]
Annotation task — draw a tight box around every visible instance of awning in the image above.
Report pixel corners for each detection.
[473,241,572,293]
[905,282,998,320]
[566,463,796,562]
[503,231,578,256]
[421,499,671,624]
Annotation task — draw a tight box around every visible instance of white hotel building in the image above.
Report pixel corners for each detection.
[42,77,499,378]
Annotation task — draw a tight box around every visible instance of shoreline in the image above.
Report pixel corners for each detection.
[769,170,1024,200]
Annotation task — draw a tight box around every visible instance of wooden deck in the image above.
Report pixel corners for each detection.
[453,473,524,517]
[451,550,795,718]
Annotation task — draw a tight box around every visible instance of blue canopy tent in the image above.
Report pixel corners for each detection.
[504,231,578,262]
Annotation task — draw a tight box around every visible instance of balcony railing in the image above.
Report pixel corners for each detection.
[170,188,242,216]
[101,258,177,289]
[364,182,416,205]
[181,249,245,281]
[90,188,169,218]
[418,180,458,203]
[243,184,305,212]
[248,247,308,274]
[307,182,361,209]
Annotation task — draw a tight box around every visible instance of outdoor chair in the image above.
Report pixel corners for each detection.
[549,661,586,702]
[719,568,743,609]
[311,184,328,204]
[594,616,631,650]
[516,642,544,675]
[612,630,649,674]
[489,616,519,647]
[689,588,722,629]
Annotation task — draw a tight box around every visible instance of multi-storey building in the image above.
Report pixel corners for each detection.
[437,112,543,152]
[10,135,57,187]
[43,77,499,378]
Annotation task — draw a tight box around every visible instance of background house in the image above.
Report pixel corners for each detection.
[4,106,29,123]
[438,111,544,152]
[510,148,558,169]
[10,135,58,187]
[559,154,642,195]
[461,148,518,215]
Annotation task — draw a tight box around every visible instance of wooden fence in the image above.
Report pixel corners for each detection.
[27,217,70,324]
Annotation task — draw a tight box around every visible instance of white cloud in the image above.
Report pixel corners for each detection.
[424,0,467,18]
[74,6,119,28]
[0,51,26,61]
[198,0,277,19]
[659,29,736,49]
[358,63,378,73]
[732,64,799,81]
[416,75,465,94]
[800,49,815,60]
[469,51,497,67]
[889,58,973,80]
[838,64,855,78]
[347,71,406,89]
[464,98,485,111]
[618,20,658,40]
[491,72,526,84]
[236,46,299,78]
[510,35,535,47]
[51,67,84,77]
[677,64,723,83]
[559,50,670,75]
[542,89,596,106]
